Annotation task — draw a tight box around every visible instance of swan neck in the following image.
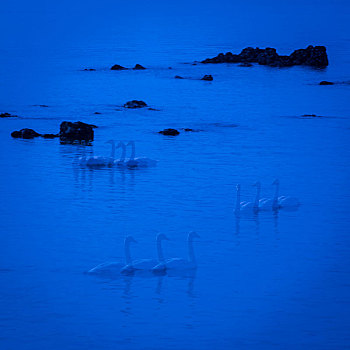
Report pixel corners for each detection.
[120,143,126,161]
[110,141,115,158]
[124,239,132,264]
[129,142,136,160]
[188,236,196,264]
[235,187,241,213]
[157,237,164,262]
[273,182,279,201]
[254,185,260,208]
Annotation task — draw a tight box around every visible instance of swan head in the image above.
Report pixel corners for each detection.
[157,233,170,241]
[272,179,279,186]
[188,231,200,239]
[125,236,137,244]
[253,181,261,188]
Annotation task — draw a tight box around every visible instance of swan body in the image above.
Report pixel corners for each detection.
[279,196,300,208]
[125,141,158,168]
[234,184,255,215]
[153,231,199,272]
[85,140,115,167]
[88,236,136,274]
[272,179,300,209]
[121,233,169,273]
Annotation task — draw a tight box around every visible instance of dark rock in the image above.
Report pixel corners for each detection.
[59,121,94,143]
[33,104,49,107]
[319,81,334,85]
[302,114,318,117]
[41,133,58,139]
[1,112,18,118]
[82,68,96,71]
[158,128,180,136]
[11,128,41,139]
[148,107,160,111]
[201,45,329,68]
[110,64,127,70]
[133,64,146,70]
[94,112,101,114]
[201,75,213,81]
[123,100,147,108]
[174,75,184,79]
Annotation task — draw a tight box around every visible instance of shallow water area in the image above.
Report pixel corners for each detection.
[1,1,350,349]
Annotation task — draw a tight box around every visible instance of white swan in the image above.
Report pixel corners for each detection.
[88,236,137,274]
[252,181,274,211]
[273,179,300,208]
[121,233,169,273]
[85,140,115,167]
[234,184,254,215]
[125,141,158,167]
[114,141,127,166]
[152,231,199,272]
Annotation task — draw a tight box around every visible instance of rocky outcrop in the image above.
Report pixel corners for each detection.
[11,129,41,139]
[201,74,213,81]
[319,81,334,85]
[133,64,146,70]
[124,100,147,108]
[158,128,180,136]
[1,112,18,118]
[201,45,328,67]
[111,64,127,70]
[59,121,95,143]
[82,68,96,71]
[174,75,184,79]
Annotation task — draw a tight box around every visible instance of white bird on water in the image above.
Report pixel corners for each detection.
[153,231,200,272]
[234,184,254,215]
[121,233,169,273]
[88,236,137,275]
[83,140,116,167]
[114,141,127,166]
[272,179,300,209]
[125,141,158,168]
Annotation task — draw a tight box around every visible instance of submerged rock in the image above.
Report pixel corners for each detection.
[133,64,146,70]
[301,114,318,117]
[181,128,203,132]
[158,128,180,136]
[238,62,253,67]
[11,128,40,139]
[82,68,96,71]
[59,121,95,143]
[174,75,184,79]
[201,45,329,67]
[319,81,334,85]
[124,100,147,108]
[41,133,59,139]
[1,112,18,118]
[110,64,127,70]
[201,75,213,81]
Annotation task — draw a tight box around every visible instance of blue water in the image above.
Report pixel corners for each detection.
[1,1,350,349]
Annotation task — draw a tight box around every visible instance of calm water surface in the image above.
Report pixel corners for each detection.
[0,1,350,349]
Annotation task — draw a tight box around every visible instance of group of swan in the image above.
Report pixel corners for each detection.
[78,140,157,168]
[88,231,199,276]
[235,179,300,215]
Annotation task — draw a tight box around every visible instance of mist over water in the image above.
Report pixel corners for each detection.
[1,1,350,349]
